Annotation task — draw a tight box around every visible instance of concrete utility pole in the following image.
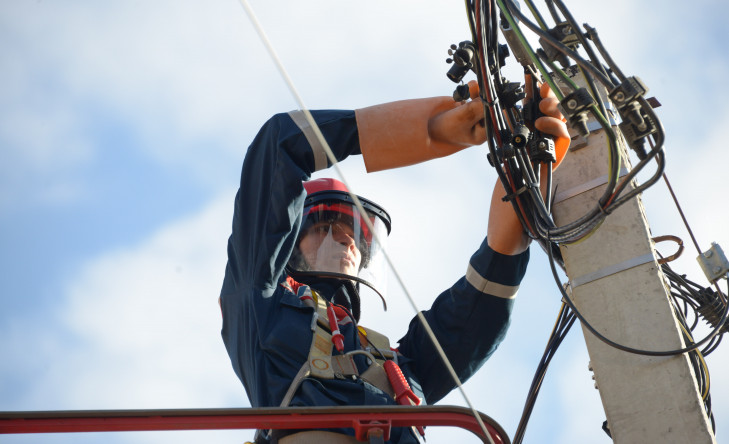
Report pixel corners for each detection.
[550,69,716,444]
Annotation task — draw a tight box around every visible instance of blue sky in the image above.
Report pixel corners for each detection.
[1,1,728,443]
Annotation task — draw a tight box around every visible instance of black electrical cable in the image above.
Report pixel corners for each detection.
[513,303,576,444]
[489,0,500,50]
[676,309,716,431]
[472,0,701,349]
[475,1,653,246]
[522,0,549,30]
[663,263,728,356]
[546,241,729,356]
[469,0,544,243]
[457,2,724,441]
[520,50,622,242]
[500,0,615,88]
[707,396,716,432]
[603,102,667,210]
[544,161,553,212]
[550,0,612,83]
[703,334,722,357]
[533,50,622,213]
[489,1,669,246]
[675,293,701,332]
[583,24,627,82]
[544,0,562,24]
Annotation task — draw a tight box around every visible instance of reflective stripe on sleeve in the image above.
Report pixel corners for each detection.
[465,263,519,299]
[288,110,328,171]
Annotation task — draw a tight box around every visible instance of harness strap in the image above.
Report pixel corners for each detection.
[279,362,311,407]
[358,326,397,363]
[308,291,339,378]
[309,322,335,379]
[280,287,403,407]
[360,362,395,399]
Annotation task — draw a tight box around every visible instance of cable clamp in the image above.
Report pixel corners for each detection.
[571,253,655,288]
[568,102,618,151]
[559,88,596,137]
[698,242,729,283]
[609,77,647,109]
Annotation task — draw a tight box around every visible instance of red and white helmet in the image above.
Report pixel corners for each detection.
[288,178,391,295]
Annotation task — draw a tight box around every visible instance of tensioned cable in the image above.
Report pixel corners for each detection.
[236,1,496,443]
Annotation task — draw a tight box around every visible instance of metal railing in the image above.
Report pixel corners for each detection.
[1,405,509,443]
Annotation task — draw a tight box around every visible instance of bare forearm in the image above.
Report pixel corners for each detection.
[488,81,569,256]
[487,163,552,255]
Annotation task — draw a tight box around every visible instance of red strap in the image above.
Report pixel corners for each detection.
[331,305,348,322]
[284,275,305,294]
[383,361,424,436]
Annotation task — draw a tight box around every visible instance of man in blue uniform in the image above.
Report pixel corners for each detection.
[220,83,569,443]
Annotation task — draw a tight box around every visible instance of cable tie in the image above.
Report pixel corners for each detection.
[502,185,528,202]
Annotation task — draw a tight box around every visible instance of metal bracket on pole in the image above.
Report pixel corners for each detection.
[571,253,655,288]
[698,243,729,283]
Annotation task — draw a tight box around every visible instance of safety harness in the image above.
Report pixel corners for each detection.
[280,283,396,403]
[275,279,424,439]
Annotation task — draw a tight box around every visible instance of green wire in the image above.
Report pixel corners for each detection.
[495,0,562,99]
[522,0,549,30]
[539,53,621,207]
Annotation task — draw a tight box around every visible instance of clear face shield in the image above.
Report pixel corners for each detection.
[288,191,391,298]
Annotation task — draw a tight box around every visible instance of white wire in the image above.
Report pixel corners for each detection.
[236,1,497,443]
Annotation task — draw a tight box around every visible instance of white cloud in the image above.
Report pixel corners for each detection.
[2,194,242,417]
[2,1,729,443]
[0,0,479,204]
[0,42,94,207]
[555,351,613,443]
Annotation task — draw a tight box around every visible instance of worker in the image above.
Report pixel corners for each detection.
[220,81,570,443]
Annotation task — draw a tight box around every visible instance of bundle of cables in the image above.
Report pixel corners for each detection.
[511,261,728,443]
[455,0,665,247]
[449,0,729,441]
[662,261,729,433]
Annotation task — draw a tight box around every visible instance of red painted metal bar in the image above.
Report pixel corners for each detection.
[0,405,510,443]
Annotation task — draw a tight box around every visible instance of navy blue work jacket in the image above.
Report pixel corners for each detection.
[220,110,529,443]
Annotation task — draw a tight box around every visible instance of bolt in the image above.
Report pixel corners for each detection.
[705,250,714,258]
[567,99,578,109]
[714,266,722,274]
[614,91,625,102]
